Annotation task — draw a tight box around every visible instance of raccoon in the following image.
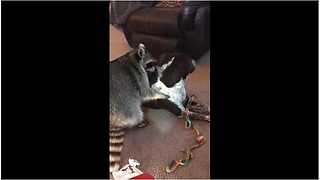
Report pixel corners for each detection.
[109,43,169,173]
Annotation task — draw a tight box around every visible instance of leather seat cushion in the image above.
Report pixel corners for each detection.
[127,8,183,37]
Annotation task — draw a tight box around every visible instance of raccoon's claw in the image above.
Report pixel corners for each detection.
[160,92,170,99]
[157,93,170,99]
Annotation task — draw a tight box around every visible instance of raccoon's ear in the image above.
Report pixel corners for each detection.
[139,43,145,49]
[138,44,146,59]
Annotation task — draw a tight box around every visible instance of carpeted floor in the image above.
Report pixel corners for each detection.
[110,24,210,179]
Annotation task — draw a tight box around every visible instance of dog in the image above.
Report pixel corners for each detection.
[109,43,169,172]
[140,53,210,127]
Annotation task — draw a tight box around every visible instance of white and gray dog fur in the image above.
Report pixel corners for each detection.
[142,53,210,125]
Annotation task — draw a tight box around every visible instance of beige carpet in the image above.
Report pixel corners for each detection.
[110,24,210,179]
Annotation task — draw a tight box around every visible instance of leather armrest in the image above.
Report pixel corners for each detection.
[182,2,210,59]
[182,1,210,31]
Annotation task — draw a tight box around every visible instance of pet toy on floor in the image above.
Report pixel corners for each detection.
[165,95,206,173]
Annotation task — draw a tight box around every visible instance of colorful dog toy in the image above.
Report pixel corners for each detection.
[165,95,206,173]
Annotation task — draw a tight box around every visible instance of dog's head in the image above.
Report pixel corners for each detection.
[147,53,196,87]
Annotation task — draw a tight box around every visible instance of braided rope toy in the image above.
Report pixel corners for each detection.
[165,95,206,173]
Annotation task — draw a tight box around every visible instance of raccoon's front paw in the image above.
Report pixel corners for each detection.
[158,93,170,99]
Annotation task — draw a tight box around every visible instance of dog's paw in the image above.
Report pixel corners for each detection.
[187,111,210,122]
[189,104,210,115]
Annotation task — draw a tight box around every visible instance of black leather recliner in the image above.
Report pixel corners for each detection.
[121,1,210,60]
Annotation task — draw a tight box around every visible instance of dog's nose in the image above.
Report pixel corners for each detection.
[182,78,187,83]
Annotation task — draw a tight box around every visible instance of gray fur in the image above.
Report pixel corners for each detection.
[109,44,168,173]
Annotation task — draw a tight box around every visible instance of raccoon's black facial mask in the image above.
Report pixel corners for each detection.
[136,43,157,69]
[145,60,157,72]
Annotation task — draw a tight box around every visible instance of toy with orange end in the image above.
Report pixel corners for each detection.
[165,95,206,173]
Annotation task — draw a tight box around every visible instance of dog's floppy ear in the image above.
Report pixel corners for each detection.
[159,57,175,72]
[138,43,146,58]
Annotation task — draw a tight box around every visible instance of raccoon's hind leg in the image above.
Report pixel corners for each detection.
[137,119,148,128]
[137,106,149,128]
[109,127,125,173]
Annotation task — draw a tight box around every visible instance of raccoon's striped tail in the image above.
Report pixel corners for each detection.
[109,127,125,173]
